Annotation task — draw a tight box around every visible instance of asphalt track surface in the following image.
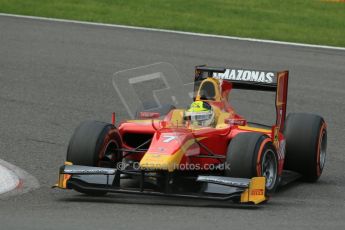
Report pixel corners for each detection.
[0,15,345,230]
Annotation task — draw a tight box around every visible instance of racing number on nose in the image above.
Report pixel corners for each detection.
[163,135,177,143]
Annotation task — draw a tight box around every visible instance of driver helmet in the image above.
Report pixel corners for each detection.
[185,101,215,127]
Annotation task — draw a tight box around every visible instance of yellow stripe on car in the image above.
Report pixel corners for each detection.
[139,137,204,172]
[238,125,271,133]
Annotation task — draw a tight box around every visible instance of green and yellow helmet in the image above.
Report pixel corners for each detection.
[185,101,215,126]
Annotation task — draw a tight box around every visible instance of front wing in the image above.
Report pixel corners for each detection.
[54,163,267,205]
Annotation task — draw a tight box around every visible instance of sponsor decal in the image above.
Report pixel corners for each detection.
[64,168,116,175]
[251,189,264,196]
[213,69,276,84]
[139,111,160,119]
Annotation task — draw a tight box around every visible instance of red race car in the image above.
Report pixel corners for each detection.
[55,66,327,205]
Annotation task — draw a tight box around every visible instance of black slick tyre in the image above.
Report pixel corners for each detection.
[283,113,327,182]
[66,120,123,196]
[225,132,279,194]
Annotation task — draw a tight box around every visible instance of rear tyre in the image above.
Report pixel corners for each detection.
[283,113,327,182]
[66,120,123,196]
[225,132,279,194]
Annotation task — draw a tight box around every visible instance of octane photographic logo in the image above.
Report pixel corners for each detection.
[112,62,196,153]
[112,62,193,119]
[116,161,231,171]
[112,62,218,157]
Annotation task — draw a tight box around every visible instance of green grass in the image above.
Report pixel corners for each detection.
[1,0,345,47]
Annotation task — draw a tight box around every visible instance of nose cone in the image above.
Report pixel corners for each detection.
[139,130,199,172]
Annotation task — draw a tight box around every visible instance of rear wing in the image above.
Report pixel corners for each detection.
[194,66,289,132]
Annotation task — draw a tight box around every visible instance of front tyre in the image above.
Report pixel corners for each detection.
[225,132,279,194]
[66,120,123,196]
[67,121,122,166]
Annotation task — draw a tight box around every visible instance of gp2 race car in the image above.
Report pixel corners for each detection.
[54,66,327,205]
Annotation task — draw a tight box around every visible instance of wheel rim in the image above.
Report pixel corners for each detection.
[102,140,120,162]
[261,149,278,190]
[319,129,327,171]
